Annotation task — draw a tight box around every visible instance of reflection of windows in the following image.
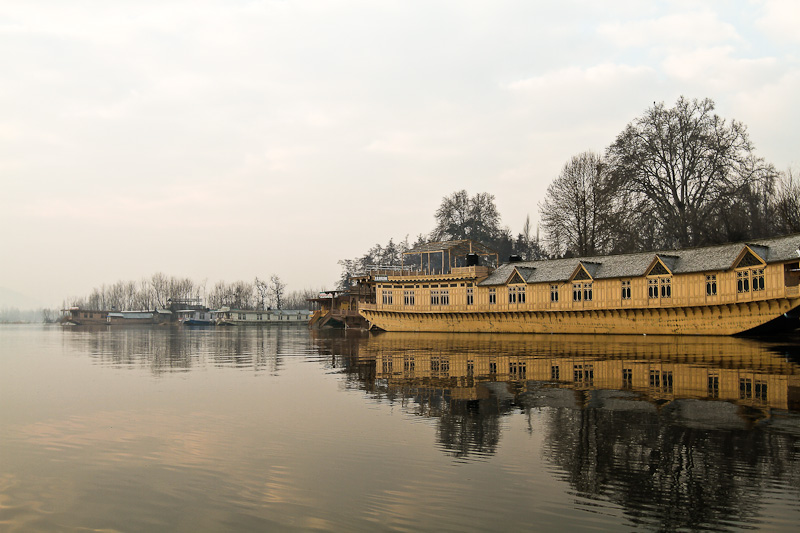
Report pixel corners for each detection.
[649,370,673,392]
[739,378,768,401]
[509,361,526,379]
[550,285,559,302]
[740,377,752,398]
[574,364,594,384]
[489,362,497,374]
[621,280,631,300]
[755,380,767,401]
[403,356,415,373]
[706,274,717,296]
[708,374,719,398]
[551,365,560,380]
[622,368,632,388]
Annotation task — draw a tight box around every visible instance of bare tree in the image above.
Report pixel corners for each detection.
[150,272,169,308]
[540,151,616,257]
[607,96,772,248]
[254,277,270,310]
[774,168,800,233]
[269,275,287,310]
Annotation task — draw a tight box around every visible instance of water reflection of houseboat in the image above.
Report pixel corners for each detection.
[356,333,800,413]
[348,234,800,335]
[212,307,311,325]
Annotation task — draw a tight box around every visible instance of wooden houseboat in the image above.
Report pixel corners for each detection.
[61,307,110,325]
[106,311,156,325]
[212,307,312,325]
[357,235,800,336]
[177,309,213,326]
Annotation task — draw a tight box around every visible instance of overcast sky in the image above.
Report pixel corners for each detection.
[1,0,798,308]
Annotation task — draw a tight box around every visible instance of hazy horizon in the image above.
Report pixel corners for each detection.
[2,1,798,308]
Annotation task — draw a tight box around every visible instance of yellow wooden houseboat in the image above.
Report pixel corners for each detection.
[357,234,800,335]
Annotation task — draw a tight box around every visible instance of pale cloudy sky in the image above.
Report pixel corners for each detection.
[1,0,798,307]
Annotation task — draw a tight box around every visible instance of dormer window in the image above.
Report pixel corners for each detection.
[753,269,764,291]
[648,279,658,299]
[573,282,592,301]
[508,286,526,304]
[660,278,671,298]
[646,257,673,300]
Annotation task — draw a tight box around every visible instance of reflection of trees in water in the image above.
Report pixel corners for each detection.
[436,396,502,458]
[309,330,377,391]
[66,326,309,374]
[536,387,800,530]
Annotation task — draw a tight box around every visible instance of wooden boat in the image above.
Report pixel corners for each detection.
[60,307,110,325]
[356,235,800,336]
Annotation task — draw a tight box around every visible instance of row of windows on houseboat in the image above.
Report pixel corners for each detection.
[379,268,766,305]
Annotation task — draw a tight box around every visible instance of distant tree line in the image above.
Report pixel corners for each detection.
[66,272,322,311]
[339,96,799,285]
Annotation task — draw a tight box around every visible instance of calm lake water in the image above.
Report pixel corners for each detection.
[2,325,800,532]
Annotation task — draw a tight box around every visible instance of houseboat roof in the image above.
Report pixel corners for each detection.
[479,233,800,286]
[108,311,154,319]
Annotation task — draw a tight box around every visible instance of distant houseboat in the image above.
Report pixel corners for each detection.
[177,309,213,326]
[106,311,156,325]
[62,308,173,325]
[354,235,800,336]
[212,307,312,325]
[61,307,110,325]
